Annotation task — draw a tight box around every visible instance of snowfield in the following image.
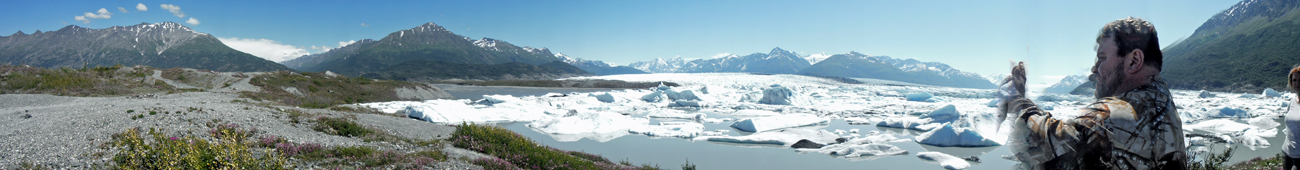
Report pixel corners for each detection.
[362,73,1297,169]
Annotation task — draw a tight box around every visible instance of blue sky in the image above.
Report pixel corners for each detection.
[1,0,1242,84]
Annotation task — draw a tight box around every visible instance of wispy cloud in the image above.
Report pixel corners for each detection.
[136,3,148,11]
[360,23,368,27]
[185,17,200,25]
[74,8,113,23]
[160,4,184,18]
[711,53,735,58]
[217,37,310,62]
[338,40,358,47]
[118,7,128,13]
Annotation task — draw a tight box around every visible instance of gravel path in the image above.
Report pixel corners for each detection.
[0,92,480,169]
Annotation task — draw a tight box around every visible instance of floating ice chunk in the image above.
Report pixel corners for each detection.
[1249,117,1280,130]
[845,117,871,125]
[629,121,705,138]
[1265,88,1283,98]
[666,90,702,101]
[403,99,550,123]
[592,93,616,103]
[730,114,828,132]
[1239,94,1260,98]
[1212,107,1249,118]
[833,129,848,135]
[915,123,1001,147]
[1238,133,1270,148]
[1185,119,1251,134]
[641,91,666,102]
[1198,90,1216,98]
[528,111,649,135]
[695,129,839,146]
[917,151,971,170]
[479,95,524,105]
[811,143,908,160]
[645,111,703,119]
[759,85,794,105]
[730,110,780,117]
[925,105,960,123]
[876,117,942,131]
[986,99,999,107]
[906,92,934,102]
[702,118,733,123]
[849,129,860,133]
[669,100,703,107]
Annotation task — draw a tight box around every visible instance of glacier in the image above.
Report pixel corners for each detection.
[358,72,1297,167]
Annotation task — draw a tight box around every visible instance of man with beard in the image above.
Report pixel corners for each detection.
[997,17,1186,169]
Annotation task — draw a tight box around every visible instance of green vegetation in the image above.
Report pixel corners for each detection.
[1162,7,1300,92]
[241,70,429,108]
[453,123,671,170]
[110,128,289,169]
[312,117,373,137]
[0,64,170,96]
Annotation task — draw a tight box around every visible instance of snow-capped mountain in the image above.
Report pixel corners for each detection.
[798,52,996,89]
[983,74,1007,85]
[297,22,565,75]
[1044,74,1091,94]
[627,47,811,74]
[556,53,646,75]
[805,52,833,65]
[0,22,290,72]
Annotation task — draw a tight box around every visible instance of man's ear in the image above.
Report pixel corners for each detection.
[1126,49,1145,74]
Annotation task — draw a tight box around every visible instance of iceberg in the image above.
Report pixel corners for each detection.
[1265,88,1283,98]
[917,151,971,170]
[730,110,780,117]
[403,100,550,123]
[1185,119,1251,134]
[915,124,1001,147]
[591,93,616,103]
[759,85,794,105]
[924,104,960,123]
[1198,90,1216,98]
[809,143,908,160]
[906,91,934,102]
[629,121,705,138]
[528,111,648,135]
[695,129,840,146]
[876,117,941,131]
[730,114,828,132]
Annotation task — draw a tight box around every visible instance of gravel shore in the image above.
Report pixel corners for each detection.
[0,91,484,169]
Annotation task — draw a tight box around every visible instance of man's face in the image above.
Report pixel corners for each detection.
[1093,37,1126,98]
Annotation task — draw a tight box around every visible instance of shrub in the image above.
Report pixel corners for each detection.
[453,123,606,169]
[110,128,289,169]
[313,117,372,137]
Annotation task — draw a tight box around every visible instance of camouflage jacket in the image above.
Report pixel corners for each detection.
[1003,76,1187,170]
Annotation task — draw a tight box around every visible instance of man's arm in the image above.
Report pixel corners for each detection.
[999,62,1113,168]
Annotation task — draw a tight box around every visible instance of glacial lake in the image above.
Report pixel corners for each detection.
[435,84,1282,169]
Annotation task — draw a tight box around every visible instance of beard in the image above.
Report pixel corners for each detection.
[1094,64,1126,99]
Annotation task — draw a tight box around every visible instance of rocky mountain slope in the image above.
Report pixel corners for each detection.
[627,47,811,74]
[798,52,996,89]
[1161,0,1300,92]
[556,53,646,75]
[0,22,290,72]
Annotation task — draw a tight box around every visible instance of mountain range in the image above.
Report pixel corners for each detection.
[1044,74,1090,94]
[0,22,290,72]
[1161,0,1300,92]
[797,52,996,89]
[626,49,994,89]
[627,47,811,74]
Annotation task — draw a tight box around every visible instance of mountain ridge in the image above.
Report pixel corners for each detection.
[0,22,290,72]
